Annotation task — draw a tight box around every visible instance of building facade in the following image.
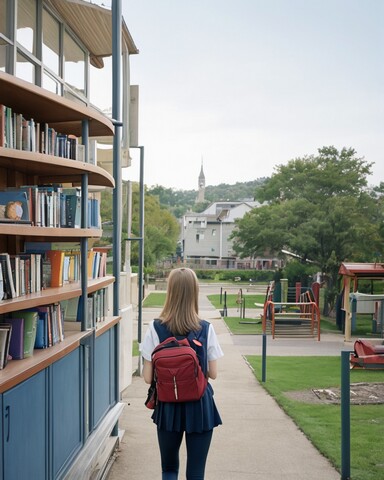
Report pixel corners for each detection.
[181,201,282,270]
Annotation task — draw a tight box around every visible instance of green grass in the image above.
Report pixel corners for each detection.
[247,355,384,480]
[142,292,166,308]
[223,317,263,334]
[132,340,139,356]
[208,293,265,309]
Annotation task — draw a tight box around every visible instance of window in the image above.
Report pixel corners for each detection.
[0,1,7,37]
[42,9,60,75]
[43,71,61,95]
[64,30,85,97]
[17,0,37,55]
[0,41,9,72]
[16,51,35,83]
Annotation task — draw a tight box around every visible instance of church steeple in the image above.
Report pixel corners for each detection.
[196,159,206,203]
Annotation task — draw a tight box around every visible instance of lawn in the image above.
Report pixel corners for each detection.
[208,293,265,309]
[223,316,263,334]
[142,292,166,308]
[247,355,384,480]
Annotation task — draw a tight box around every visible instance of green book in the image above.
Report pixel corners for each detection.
[11,311,38,358]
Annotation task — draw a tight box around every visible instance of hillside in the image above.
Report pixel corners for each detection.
[148,178,266,218]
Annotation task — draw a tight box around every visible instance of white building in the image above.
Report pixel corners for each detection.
[181,201,281,270]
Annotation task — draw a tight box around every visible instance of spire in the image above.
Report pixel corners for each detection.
[196,157,206,203]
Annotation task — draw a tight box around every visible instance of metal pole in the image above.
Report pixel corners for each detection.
[112,0,122,435]
[137,147,145,374]
[341,350,351,480]
[262,333,267,382]
[112,0,122,317]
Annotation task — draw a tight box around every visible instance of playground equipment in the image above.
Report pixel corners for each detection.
[338,262,384,342]
[262,280,321,339]
[350,339,384,369]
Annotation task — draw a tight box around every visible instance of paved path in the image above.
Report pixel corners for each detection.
[107,286,344,479]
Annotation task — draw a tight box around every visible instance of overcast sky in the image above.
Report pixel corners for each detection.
[116,0,384,191]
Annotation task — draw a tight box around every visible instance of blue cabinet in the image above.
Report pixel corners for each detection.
[2,370,48,480]
[51,348,83,478]
[93,326,117,428]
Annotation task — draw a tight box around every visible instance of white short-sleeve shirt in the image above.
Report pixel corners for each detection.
[140,320,224,362]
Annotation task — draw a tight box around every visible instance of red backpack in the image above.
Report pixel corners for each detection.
[151,323,208,403]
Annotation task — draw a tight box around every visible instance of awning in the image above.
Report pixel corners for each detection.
[46,0,139,68]
[338,262,384,278]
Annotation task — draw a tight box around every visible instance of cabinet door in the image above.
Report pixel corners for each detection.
[93,327,117,427]
[3,370,47,480]
[51,347,83,478]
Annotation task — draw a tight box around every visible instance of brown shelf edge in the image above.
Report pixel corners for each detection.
[95,316,121,337]
[0,330,91,393]
[0,224,102,238]
[0,71,114,137]
[0,147,115,188]
[0,276,115,315]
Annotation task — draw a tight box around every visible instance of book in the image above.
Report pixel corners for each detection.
[0,324,12,369]
[0,190,31,224]
[0,253,16,299]
[0,261,4,301]
[11,311,38,358]
[0,104,6,147]
[34,309,48,349]
[63,188,81,228]
[45,250,65,287]
[5,317,24,359]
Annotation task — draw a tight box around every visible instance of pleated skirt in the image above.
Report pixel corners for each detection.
[151,383,222,433]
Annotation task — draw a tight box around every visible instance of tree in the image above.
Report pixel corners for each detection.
[231,146,383,313]
[99,183,180,269]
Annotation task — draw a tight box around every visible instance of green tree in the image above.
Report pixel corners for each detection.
[129,183,179,267]
[99,183,180,268]
[231,146,383,313]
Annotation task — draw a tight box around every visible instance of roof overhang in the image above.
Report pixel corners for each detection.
[46,0,139,68]
[339,262,384,278]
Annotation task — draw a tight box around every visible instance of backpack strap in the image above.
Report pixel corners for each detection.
[153,319,209,376]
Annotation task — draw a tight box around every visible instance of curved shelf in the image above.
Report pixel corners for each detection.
[0,276,115,315]
[0,224,102,238]
[0,71,114,137]
[0,148,115,188]
[0,330,91,393]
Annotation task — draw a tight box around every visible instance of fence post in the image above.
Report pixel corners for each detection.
[262,333,267,382]
[341,350,351,480]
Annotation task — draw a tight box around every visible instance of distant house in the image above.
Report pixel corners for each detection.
[181,201,282,270]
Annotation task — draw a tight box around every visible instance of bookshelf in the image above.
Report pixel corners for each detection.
[0,71,122,479]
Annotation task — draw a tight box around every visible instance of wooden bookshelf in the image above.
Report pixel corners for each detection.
[0,147,114,188]
[0,276,115,315]
[0,71,114,138]
[0,330,91,393]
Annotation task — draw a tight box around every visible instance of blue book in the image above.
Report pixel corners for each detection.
[5,317,24,360]
[34,311,48,349]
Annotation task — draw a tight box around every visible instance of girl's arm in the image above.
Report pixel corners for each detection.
[143,358,153,384]
[208,360,218,380]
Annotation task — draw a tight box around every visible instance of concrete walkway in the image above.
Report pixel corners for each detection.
[107,286,344,479]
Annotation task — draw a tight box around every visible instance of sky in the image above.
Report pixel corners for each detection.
[98,0,384,191]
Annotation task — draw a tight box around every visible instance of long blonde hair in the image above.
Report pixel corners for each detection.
[159,268,201,335]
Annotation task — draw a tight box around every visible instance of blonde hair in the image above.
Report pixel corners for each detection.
[159,268,201,335]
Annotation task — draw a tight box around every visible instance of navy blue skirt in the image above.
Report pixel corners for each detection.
[151,383,222,433]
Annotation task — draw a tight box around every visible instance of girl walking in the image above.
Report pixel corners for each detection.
[140,268,223,480]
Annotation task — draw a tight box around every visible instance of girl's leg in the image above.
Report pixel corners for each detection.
[157,429,184,480]
[185,430,213,480]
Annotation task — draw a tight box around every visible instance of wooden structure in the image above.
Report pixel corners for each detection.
[338,262,384,342]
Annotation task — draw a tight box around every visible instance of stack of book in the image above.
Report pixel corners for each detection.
[0,304,65,367]
[0,104,84,161]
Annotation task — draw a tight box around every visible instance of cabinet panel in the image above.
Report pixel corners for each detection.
[93,327,117,428]
[51,348,83,478]
[3,370,47,480]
